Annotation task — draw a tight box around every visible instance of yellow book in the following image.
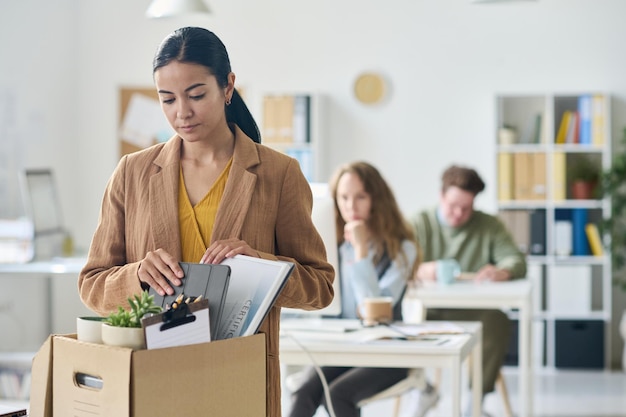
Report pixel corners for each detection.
[585,223,604,256]
[592,94,605,145]
[513,152,531,200]
[498,153,514,201]
[555,111,571,144]
[276,95,295,143]
[262,96,279,143]
[529,152,546,200]
[553,152,566,200]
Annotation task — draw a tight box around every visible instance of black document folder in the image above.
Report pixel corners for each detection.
[149,263,230,340]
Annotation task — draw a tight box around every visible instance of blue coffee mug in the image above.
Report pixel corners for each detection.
[436,259,461,285]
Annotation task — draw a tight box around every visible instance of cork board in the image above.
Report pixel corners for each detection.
[118,87,170,158]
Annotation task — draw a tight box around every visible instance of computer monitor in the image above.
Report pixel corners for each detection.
[283,182,342,317]
[19,168,65,259]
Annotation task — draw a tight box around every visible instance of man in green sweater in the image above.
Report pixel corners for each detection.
[410,164,526,417]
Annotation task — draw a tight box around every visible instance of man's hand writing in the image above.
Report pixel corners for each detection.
[475,264,511,282]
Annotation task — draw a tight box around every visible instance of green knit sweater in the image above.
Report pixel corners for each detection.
[411,207,527,279]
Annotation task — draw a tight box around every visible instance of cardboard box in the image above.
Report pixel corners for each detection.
[29,333,266,417]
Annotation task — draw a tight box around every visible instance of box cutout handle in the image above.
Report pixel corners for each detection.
[75,372,104,390]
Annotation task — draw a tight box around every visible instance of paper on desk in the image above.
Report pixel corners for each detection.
[281,322,466,344]
[348,322,465,343]
[390,321,466,336]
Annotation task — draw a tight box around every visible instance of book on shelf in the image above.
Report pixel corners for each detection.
[585,223,604,256]
[529,209,546,255]
[533,113,544,144]
[216,255,294,339]
[513,152,532,200]
[578,94,592,145]
[262,95,294,143]
[529,152,546,200]
[554,220,573,256]
[292,95,311,144]
[565,111,579,144]
[497,152,514,201]
[555,111,572,144]
[552,152,566,201]
[592,94,606,145]
[262,95,279,143]
[276,95,295,142]
[286,148,314,182]
[498,210,528,253]
[519,113,542,144]
[262,94,311,145]
[572,208,591,256]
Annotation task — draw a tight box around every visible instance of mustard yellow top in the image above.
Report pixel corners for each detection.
[178,158,233,262]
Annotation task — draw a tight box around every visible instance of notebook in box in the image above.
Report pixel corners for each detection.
[149,262,230,340]
[216,255,294,339]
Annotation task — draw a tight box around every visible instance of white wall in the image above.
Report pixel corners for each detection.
[3,0,626,364]
[5,0,626,248]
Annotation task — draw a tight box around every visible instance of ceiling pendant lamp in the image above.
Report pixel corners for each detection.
[145,0,211,19]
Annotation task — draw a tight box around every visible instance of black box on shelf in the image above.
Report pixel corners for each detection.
[555,319,604,369]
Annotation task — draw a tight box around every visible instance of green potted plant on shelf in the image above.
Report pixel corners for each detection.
[570,154,600,199]
[102,290,162,350]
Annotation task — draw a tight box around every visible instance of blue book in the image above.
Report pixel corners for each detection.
[577,95,592,145]
[572,208,590,255]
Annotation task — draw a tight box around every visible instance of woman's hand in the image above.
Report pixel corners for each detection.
[344,220,370,260]
[200,238,258,265]
[416,261,437,282]
[137,248,184,296]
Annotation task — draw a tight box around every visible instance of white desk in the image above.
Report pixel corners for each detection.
[416,279,533,417]
[0,257,87,275]
[280,319,482,417]
[0,257,93,350]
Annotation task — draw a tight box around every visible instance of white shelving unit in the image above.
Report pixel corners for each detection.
[260,93,327,182]
[0,352,34,406]
[495,93,612,369]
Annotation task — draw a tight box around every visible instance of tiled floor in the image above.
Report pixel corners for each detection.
[282,367,626,417]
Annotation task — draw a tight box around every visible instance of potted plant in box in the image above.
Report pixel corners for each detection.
[102,290,162,350]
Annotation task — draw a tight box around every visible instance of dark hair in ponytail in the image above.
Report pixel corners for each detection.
[153,27,261,143]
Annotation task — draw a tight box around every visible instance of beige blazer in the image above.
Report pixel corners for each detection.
[79,126,335,416]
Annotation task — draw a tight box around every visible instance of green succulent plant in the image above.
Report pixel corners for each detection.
[105,290,162,328]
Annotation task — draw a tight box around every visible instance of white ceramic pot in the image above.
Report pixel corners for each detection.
[76,316,106,344]
[101,323,146,350]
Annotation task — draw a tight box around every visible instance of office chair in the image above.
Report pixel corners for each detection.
[356,366,513,417]
[357,368,427,417]
[432,366,513,417]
